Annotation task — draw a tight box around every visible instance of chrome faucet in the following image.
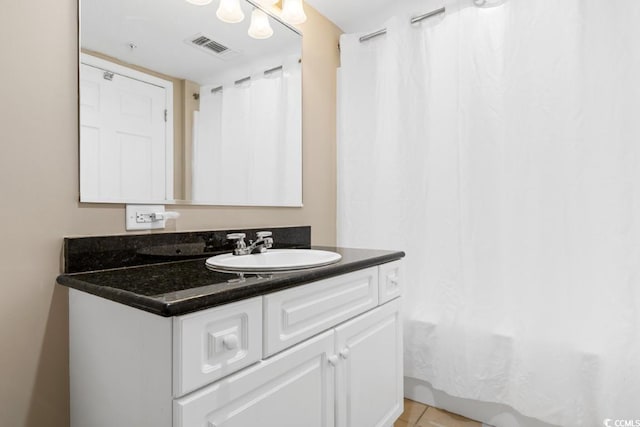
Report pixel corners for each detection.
[227,231,273,256]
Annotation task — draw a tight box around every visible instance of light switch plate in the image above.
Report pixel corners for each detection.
[125,204,165,231]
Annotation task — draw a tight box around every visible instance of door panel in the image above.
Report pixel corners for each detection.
[174,330,335,427]
[335,300,403,427]
[80,63,168,202]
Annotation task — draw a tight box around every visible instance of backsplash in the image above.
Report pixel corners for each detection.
[64,226,311,274]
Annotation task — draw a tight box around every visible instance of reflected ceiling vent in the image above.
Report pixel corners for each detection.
[185,33,240,59]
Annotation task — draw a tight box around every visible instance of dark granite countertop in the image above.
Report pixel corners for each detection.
[56,246,404,317]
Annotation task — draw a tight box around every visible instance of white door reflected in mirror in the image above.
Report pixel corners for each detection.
[80,57,174,203]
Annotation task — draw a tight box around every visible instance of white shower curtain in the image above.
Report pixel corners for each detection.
[192,59,301,205]
[338,1,640,425]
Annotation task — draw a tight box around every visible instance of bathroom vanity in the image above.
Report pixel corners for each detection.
[57,227,404,427]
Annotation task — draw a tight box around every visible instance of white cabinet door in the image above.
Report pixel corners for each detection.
[334,299,403,427]
[174,330,335,427]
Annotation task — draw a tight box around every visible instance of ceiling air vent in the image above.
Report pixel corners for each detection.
[192,35,228,53]
[186,33,239,59]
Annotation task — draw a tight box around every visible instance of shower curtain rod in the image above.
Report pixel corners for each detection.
[359,6,446,42]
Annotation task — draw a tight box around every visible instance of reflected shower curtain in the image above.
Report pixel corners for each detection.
[192,60,301,205]
[338,1,640,425]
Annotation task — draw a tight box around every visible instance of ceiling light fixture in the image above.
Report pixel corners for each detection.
[281,0,307,25]
[248,8,274,39]
[187,0,306,39]
[216,0,245,23]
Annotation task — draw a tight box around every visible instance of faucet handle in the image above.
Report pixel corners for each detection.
[256,231,273,251]
[227,233,246,240]
[227,233,247,255]
[227,233,247,247]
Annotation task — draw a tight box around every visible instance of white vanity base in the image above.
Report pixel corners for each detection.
[69,289,173,427]
[69,261,404,427]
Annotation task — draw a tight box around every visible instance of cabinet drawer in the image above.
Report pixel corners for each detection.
[378,260,402,304]
[263,267,379,357]
[173,297,262,397]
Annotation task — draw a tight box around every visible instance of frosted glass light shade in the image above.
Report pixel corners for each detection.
[281,0,306,24]
[185,0,213,5]
[248,9,274,39]
[216,0,245,23]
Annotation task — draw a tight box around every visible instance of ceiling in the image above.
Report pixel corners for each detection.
[81,0,301,85]
[305,0,437,33]
[304,0,394,32]
[81,0,444,83]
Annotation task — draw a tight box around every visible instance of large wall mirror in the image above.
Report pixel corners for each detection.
[79,0,302,206]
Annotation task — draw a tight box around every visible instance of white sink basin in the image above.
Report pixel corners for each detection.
[205,249,342,272]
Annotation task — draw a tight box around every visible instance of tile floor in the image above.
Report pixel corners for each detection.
[395,398,483,427]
